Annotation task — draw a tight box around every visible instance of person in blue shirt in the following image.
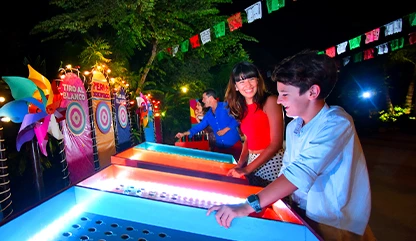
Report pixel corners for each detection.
[175,89,242,160]
[207,51,375,241]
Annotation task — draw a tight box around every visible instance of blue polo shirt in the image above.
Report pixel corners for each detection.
[189,102,241,148]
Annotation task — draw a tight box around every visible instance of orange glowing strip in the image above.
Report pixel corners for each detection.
[112,147,244,179]
[78,165,303,224]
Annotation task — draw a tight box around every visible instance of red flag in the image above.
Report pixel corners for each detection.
[409,32,416,45]
[227,12,243,32]
[365,28,380,44]
[190,35,200,48]
[325,46,336,58]
[363,49,374,60]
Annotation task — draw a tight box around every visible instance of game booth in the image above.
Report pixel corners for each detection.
[0,72,322,240]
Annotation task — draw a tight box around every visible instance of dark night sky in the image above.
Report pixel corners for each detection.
[227,0,415,68]
[1,0,415,77]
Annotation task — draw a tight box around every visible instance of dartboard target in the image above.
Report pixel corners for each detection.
[96,101,112,134]
[66,102,86,136]
[118,105,128,128]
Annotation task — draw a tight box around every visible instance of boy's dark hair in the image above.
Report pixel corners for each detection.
[272,50,338,99]
[203,89,217,99]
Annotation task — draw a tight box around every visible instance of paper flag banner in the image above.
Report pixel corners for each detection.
[365,28,380,44]
[181,39,189,52]
[343,56,351,66]
[245,1,262,23]
[337,41,348,55]
[157,51,164,60]
[353,52,363,63]
[200,28,211,45]
[227,12,243,32]
[172,45,179,56]
[190,34,200,48]
[410,13,416,26]
[363,49,374,60]
[385,19,402,36]
[390,37,404,51]
[325,46,336,58]
[409,32,416,45]
[376,43,389,55]
[266,0,285,14]
[349,36,361,50]
[213,21,225,38]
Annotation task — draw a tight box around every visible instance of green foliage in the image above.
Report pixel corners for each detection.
[379,105,412,122]
[79,38,112,68]
[32,0,256,88]
[32,0,256,143]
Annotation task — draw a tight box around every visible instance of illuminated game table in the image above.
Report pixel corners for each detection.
[112,142,248,185]
[0,165,321,241]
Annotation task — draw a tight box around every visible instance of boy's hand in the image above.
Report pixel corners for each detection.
[206,203,253,228]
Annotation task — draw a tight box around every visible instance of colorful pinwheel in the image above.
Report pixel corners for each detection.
[0,65,64,156]
[136,93,151,127]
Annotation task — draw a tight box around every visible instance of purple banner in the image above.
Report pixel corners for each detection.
[58,73,94,184]
[114,89,131,151]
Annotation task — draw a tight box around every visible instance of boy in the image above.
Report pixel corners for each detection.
[207,51,375,241]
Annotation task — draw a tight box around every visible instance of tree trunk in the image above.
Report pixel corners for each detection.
[384,79,394,114]
[404,66,415,113]
[135,40,158,96]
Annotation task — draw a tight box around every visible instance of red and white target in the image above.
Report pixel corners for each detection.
[96,101,111,134]
[66,102,86,135]
[118,105,128,128]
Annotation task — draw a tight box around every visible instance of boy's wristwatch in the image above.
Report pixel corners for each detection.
[246,194,262,213]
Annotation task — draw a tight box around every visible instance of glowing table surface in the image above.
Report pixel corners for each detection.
[0,165,321,241]
[135,142,236,164]
[112,143,247,184]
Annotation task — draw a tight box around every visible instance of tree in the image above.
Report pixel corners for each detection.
[31,0,256,96]
[380,47,416,123]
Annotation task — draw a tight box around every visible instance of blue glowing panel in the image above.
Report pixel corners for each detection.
[135,142,236,164]
[0,187,320,241]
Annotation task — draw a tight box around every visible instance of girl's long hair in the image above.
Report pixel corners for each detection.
[225,61,269,121]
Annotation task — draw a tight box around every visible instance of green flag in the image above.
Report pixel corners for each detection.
[181,39,189,53]
[349,36,361,50]
[266,0,285,14]
[213,21,225,38]
[157,51,164,61]
[390,37,404,51]
[353,52,362,63]
[409,13,416,26]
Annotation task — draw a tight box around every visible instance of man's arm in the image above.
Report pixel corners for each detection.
[188,115,209,137]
